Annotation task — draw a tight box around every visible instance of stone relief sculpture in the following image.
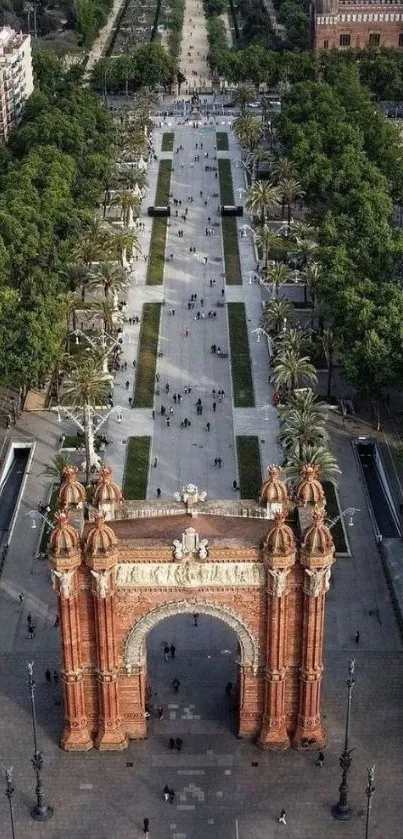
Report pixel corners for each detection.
[268,568,290,597]
[116,562,265,588]
[90,570,110,598]
[305,568,328,597]
[52,569,75,598]
[172,527,209,560]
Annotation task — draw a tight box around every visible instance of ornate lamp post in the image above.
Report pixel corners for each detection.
[365,766,376,839]
[27,662,53,822]
[4,767,16,839]
[331,659,356,821]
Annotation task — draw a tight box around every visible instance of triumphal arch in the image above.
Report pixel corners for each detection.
[49,464,335,751]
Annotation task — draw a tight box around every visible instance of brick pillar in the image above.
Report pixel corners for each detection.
[49,512,92,751]
[91,569,127,750]
[293,568,330,747]
[258,511,296,750]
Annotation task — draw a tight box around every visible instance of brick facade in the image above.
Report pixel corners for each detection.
[49,467,335,752]
[312,0,403,51]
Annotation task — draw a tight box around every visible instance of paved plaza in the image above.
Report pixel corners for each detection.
[0,13,403,837]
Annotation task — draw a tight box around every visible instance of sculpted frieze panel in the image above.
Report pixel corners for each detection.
[115,561,265,588]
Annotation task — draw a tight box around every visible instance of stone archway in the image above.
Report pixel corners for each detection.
[124,598,260,674]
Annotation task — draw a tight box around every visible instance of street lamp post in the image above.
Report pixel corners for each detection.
[365,766,376,839]
[27,662,53,822]
[4,767,16,839]
[331,659,356,821]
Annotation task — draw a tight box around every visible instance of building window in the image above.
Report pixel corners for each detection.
[339,33,351,46]
[368,32,380,45]
[323,39,329,48]
[399,32,403,46]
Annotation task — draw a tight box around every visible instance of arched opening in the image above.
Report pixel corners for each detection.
[124,600,261,740]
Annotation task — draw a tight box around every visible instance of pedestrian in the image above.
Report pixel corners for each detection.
[153,457,158,468]
[53,670,59,685]
[164,644,170,661]
[278,809,287,825]
[143,817,149,835]
[170,643,176,659]
[225,681,233,696]
[221,288,225,298]
[169,788,175,804]
[172,677,180,693]
[54,615,59,628]
[165,383,170,393]
[157,488,162,498]
[212,401,217,412]
[355,630,360,644]
[233,480,239,491]
[45,669,52,684]
[27,613,32,627]
[133,360,136,368]
[218,457,222,468]
[163,784,170,802]
[129,397,133,407]
[169,737,175,749]
[166,418,170,428]
[125,380,130,390]
[206,422,210,432]
[28,624,35,639]
[158,706,164,719]
[316,751,324,767]
[194,613,199,626]
[19,592,24,604]
[176,737,183,751]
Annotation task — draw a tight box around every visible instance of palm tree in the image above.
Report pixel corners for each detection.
[89,262,129,305]
[234,83,256,114]
[117,164,147,194]
[109,227,139,268]
[276,327,311,358]
[279,388,328,423]
[62,361,111,483]
[261,297,293,335]
[290,221,316,242]
[246,148,273,184]
[283,444,341,485]
[60,263,92,293]
[89,298,123,334]
[264,261,291,298]
[255,226,279,270]
[272,350,317,394]
[233,115,262,154]
[278,177,305,226]
[295,236,318,268]
[245,181,281,225]
[272,157,297,183]
[110,190,141,227]
[321,327,337,398]
[64,291,82,336]
[278,412,328,458]
[42,453,72,483]
[301,260,321,306]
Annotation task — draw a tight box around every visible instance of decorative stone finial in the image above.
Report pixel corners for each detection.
[295,465,325,507]
[93,466,123,506]
[301,505,334,559]
[85,512,117,556]
[259,465,288,506]
[49,510,80,556]
[265,511,295,557]
[58,466,86,508]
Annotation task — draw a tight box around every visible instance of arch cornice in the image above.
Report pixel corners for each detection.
[123,599,260,675]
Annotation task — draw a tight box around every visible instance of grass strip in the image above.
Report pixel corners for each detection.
[323,481,348,553]
[218,158,234,204]
[161,132,175,152]
[228,302,254,407]
[218,158,242,284]
[146,218,167,285]
[133,303,161,407]
[123,436,151,499]
[236,436,261,498]
[216,131,229,151]
[155,158,172,204]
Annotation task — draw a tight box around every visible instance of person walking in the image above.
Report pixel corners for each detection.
[163,785,170,802]
[125,380,130,390]
[45,669,52,685]
[233,480,239,491]
[153,458,158,468]
[170,643,176,659]
[143,817,149,836]
[19,592,24,604]
[176,737,183,751]
[172,678,180,693]
[278,809,287,825]
[316,751,324,767]
[164,644,170,661]
[355,630,360,644]
[225,681,233,696]
[158,706,164,719]
[193,613,199,627]
[212,401,216,412]
[157,488,161,498]
[206,422,210,432]
[169,737,175,749]
[169,788,175,804]
[54,615,60,628]
[53,670,59,685]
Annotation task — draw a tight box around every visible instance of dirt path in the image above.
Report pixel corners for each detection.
[179,0,213,92]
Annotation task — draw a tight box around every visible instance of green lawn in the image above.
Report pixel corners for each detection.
[222,218,242,284]
[216,131,229,151]
[123,436,151,499]
[236,436,261,498]
[161,133,175,152]
[133,303,161,407]
[155,159,172,205]
[218,158,234,204]
[146,218,167,285]
[228,302,255,407]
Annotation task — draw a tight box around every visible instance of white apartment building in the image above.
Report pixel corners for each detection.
[0,27,33,141]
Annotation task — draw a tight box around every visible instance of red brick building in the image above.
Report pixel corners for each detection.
[312,0,403,51]
[49,465,335,752]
